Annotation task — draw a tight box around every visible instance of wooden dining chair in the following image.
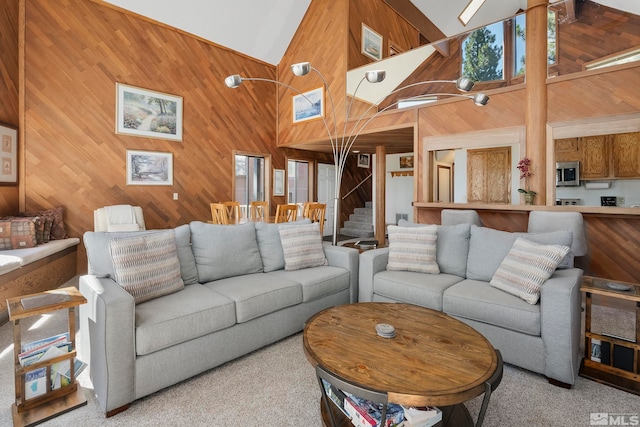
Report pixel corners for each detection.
[249,201,268,221]
[303,202,326,234]
[223,201,241,222]
[274,204,298,223]
[210,203,229,224]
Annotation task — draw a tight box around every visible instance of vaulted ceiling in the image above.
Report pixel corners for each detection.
[101,0,639,66]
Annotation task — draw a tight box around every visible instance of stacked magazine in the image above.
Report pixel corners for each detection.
[322,379,441,427]
[19,332,87,399]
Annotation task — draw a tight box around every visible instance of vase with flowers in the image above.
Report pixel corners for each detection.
[517,157,536,205]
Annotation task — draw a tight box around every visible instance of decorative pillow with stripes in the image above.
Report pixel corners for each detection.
[490,237,570,305]
[386,225,440,274]
[278,222,328,271]
[109,230,184,304]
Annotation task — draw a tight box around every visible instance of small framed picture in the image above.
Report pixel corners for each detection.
[357,154,370,169]
[362,24,383,61]
[116,83,183,141]
[273,169,285,196]
[399,155,414,169]
[126,150,173,186]
[0,123,17,184]
[292,87,324,123]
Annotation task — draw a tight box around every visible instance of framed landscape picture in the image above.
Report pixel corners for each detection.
[357,153,370,168]
[116,83,183,141]
[126,150,173,186]
[273,169,285,196]
[361,24,383,61]
[292,87,323,123]
[0,123,17,184]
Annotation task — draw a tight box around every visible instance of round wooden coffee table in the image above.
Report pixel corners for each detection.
[303,302,502,427]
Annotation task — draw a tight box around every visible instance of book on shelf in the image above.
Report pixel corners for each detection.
[401,406,442,427]
[20,332,69,357]
[321,379,349,417]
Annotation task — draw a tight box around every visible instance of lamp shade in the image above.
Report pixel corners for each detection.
[365,70,386,83]
[225,74,243,88]
[472,93,489,106]
[291,62,311,76]
[456,77,475,92]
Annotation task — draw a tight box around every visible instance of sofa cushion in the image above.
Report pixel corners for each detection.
[190,221,263,281]
[387,225,439,274]
[266,266,349,302]
[373,270,463,311]
[490,237,570,304]
[255,219,311,272]
[134,284,236,355]
[436,223,471,277]
[443,279,541,336]
[174,224,198,285]
[466,225,573,282]
[278,222,328,271]
[204,273,302,323]
[84,229,199,286]
[109,231,185,304]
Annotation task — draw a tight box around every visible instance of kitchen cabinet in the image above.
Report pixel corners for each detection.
[580,135,610,179]
[612,132,640,178]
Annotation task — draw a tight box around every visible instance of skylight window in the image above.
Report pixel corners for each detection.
[459,0,487,26]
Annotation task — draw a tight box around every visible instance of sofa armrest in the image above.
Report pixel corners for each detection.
[540,267,583,385]
[79,275,136,414]
[358,248,389,302]
[323,244,360,303]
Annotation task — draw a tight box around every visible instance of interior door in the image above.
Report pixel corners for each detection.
[317,163,335,237]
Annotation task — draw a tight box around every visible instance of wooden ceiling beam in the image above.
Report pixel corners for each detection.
[383,0,446,44]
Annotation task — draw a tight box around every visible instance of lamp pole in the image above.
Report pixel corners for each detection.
[225,65,488,245]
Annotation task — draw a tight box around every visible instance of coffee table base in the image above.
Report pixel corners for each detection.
[319,398,473,427]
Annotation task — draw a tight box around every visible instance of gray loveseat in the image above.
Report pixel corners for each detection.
[79,220,358,416]
[359,222,583,387]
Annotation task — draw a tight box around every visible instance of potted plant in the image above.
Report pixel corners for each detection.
[517,157,536,204]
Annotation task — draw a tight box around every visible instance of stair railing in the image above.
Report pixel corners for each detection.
[342,173,372,200]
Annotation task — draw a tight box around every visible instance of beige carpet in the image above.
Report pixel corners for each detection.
[1,287,639,426]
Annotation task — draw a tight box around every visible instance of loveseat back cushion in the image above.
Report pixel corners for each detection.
[255,219,311,272]
[514,229,573,269]
[466,225,573,282]
[84,228,200,286]
[436,223,471,277]
[109,230,185,304]
[190,221,263,281]
[387,225,439,274]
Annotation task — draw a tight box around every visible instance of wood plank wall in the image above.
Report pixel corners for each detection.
[0,0,20,215]
[19,0,282,272]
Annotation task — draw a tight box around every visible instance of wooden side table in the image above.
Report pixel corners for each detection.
[579,276,640,395]
[7,287,87,427]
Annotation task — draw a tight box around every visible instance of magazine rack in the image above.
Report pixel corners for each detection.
[7,287,87,427]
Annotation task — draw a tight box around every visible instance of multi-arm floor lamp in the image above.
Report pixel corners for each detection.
[225,62,489,245]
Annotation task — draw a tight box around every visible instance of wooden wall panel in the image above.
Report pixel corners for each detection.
[0,0,20,216]
[22,0,279,272]
[349,0,420,69]
[416,207,640,283]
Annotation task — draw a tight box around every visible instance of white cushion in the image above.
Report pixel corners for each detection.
[278,223,327,271]
[490,237,570,305]
[109,230,184,304]
[386,225,439,274]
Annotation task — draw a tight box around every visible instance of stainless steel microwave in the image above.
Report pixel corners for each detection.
[556,161,580,187]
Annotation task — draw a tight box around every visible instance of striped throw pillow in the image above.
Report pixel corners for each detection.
[109,231,184,304]
[278,222,328,271]
[490,237,570,305]
[386,225,440,274]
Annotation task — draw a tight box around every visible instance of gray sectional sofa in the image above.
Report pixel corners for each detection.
[79,220,358,416]
[359,222,584,387]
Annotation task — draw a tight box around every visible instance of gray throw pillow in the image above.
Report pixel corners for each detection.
[190,221,263,282]
[466,225,519,282]
[436,223,471,277]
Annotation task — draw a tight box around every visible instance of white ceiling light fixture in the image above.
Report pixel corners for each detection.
[458,0,487,25]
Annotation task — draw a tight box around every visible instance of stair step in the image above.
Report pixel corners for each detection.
[340,228,375,238]
[365,201,373,209]
[343,221,373,231]
[349,213,373,223]
[354,207,372,216]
